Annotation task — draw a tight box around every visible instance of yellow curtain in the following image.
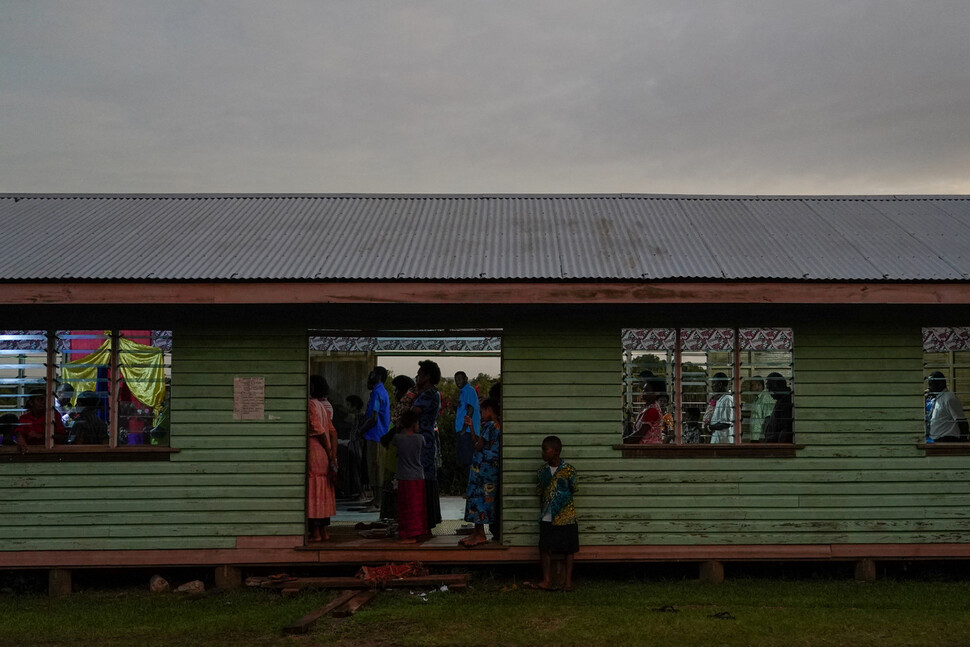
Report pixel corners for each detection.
[61,339,111,402]
[62,336,166,417]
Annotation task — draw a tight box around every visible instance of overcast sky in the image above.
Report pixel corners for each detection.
[2,1,969,195]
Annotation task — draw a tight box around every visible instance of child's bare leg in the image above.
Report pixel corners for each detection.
[539,549,552,588]
[562,553,575,590]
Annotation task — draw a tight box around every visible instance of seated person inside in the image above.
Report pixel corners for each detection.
[16,387,68,451]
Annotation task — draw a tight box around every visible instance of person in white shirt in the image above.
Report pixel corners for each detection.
[927,371,968,442]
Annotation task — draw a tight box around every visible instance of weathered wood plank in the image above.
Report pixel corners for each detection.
[504,399,619,413]
[794,383,920,397]
[0,472,304,488]
[0,498,303,514]
[177,385,305,399]
[174,398,305,411]
[332,589,380,618]
[176,360,307,374]
[2,485,303,501]
[178,347,308,362]
[503,347,619,361]
[794,370,922,384]
[500,468,970,485]
[176,372,308,387]
[283,590,358,635]
[793,347,922,360]
[172,410,304,423]
[503,359,619,373]
[169,448,304,462]
[503,372,619,386]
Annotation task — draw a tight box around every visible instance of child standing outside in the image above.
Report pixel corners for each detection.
[536,435,579,591]
[392,410,428,543]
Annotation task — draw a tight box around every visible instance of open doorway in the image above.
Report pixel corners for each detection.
[307,330,502,544]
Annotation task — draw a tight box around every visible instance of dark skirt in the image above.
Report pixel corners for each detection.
[396,479,428,539]
[539,521,579,555]
[424,477,442,530]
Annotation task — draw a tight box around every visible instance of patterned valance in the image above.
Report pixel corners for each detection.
[621,328,676,351]
[309,336,502,353]
[623,328,793,352]
[0,330,172,353]
[923,327,970,352]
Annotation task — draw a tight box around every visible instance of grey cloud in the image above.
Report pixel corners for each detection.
[1,0,969,193]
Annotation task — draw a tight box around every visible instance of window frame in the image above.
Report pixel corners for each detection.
[921,326,970,455]
[617,326,799,458]
[0,329,177,461]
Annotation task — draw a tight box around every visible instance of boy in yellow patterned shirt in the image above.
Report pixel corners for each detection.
[535,435,579,591]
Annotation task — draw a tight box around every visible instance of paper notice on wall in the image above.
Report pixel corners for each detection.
[233,377,265,421]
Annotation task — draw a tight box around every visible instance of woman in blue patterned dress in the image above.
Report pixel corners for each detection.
[460,398,501,547]
[411,360,442,533]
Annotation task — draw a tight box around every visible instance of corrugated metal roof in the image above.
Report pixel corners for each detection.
[1,194,968,281]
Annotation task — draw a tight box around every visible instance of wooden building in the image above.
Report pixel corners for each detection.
[1,194,969,588]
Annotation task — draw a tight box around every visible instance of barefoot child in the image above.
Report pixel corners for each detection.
[536,435,579,591]
[459,398,501,547]
[392,410,428,543]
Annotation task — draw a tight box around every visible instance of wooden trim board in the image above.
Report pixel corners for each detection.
[4,281,970,305]
[5,542,970,569]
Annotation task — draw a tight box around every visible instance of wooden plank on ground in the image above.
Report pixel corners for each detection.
[282,589,358,635]
[332,589,380,618]
[261,573,471,590]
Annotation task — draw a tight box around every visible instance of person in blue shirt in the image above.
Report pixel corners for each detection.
[360,366,391,509]
[454,371,481,469]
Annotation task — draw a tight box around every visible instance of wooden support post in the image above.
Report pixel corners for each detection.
[214,565,243,590]
[48,568,72,596]
[699,560,724,584]
[854,558,877,583]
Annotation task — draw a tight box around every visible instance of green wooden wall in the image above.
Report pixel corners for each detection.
[2,311,967,554]
[0,323,308,551]
[500,319,970,548]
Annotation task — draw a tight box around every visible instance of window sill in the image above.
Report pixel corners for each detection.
[920,443,970,456]
[614,443,802,458]
[0,446,180,462]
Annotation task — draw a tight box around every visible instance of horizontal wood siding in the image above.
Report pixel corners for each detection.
[0,324,307,551]
[501,321,963,548]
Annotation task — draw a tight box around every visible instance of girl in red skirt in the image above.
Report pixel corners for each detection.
[391,410,428,543]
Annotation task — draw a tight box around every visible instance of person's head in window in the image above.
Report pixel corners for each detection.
[367,366,388,390]
[346,394,364,412]
[391,375,415,401]
[55,383,75,409]
[748,376,765,393]
[309,374,329,400]
[76,391,99,410]
[765,372,789,398]
[711,372,730,395]
[454,371,468,389]
[927,371,948,395]
[416,360,441,389]
[24,388,45,415]
[639,371,666,405]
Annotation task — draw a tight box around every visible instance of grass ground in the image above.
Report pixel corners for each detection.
[2,566,970,646]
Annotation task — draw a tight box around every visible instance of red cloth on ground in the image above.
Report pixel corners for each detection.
[396,479,428,539]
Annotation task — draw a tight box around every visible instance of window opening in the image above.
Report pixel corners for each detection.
[922,327,970,443]
[622,327,793,446]
[0,330,172,450]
